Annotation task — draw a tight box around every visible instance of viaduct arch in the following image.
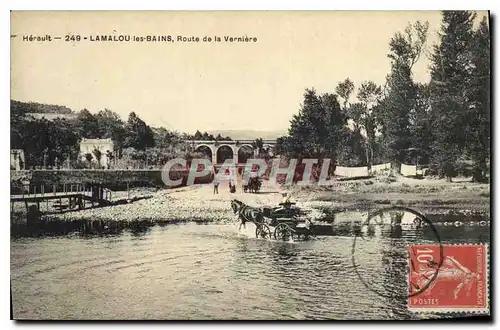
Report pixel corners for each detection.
[189,139,277,165]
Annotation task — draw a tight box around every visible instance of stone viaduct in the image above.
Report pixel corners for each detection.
[185,139,277,165]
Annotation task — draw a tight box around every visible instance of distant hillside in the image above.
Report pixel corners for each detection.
[28,113,78,121]
[11,100,73,114]
[206,129,286,140]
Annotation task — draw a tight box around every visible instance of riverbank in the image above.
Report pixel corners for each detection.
[28,176,490,226]
[286,176,490,214]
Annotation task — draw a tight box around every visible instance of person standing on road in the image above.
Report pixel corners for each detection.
[213,179,220,194]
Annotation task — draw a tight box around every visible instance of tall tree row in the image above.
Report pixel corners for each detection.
[429,11,490,181]
[381,21,429,175]
[429,12,475,180]
[277,11,490,182]
[467,17,491,182]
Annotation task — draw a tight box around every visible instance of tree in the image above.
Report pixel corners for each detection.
[10,100,29,150]
[84,153,93,167]
[356,81,383,172]
[18,156,25,171]
[280,89,348,163]
[381,20,429,175]
[274,136,288,157]
[153,127,182,149]
[335,78,355,110]
[124,112,155,150]
[11,113,79,168]
[465,16,490,182]
[429,11,476,181]
[253,138,264,154]
[337,129,366,167]
[105,150,114,169]
[193,130,203,140]
[95,109,126,152]
[408,83,433,165]
[75,109,99,138]
[92,148,102,168]
[48,118,79,167]
[200,132,215,141]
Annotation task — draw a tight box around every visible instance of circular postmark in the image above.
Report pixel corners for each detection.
[351,206,443,300]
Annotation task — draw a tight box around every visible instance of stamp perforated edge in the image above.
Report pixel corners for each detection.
[408,243,490,314]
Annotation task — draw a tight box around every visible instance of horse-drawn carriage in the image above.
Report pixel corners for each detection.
[243,176,262,193]
[231,199,313,241]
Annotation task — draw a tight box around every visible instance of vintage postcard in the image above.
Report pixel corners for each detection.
[10,11,490,320]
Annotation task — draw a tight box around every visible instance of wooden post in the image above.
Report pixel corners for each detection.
[53,184,56,195]
[63,183,66,193]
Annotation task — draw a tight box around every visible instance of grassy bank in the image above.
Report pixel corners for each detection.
[286,176,490,213]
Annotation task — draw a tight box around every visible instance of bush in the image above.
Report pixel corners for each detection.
[455,160,473,177]
[71,158,90,169]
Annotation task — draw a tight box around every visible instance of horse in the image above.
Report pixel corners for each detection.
[243,177,261,194]
[242,180,251,193]
[231,199,264,231]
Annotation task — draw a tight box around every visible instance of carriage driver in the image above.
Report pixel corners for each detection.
[268,193,294,226]
[276,193,293,212]
[281,193,291,205]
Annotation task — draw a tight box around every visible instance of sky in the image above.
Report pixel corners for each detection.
[10,11,488,134]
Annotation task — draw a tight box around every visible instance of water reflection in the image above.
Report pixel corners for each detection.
[272,243,299,259]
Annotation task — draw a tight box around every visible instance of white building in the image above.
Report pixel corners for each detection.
[80,138,114,168]
[10,149,25,170]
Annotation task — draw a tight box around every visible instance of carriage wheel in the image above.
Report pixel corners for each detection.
[273,223,294,241]
[255,224,271,239]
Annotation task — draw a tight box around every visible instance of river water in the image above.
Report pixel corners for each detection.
[11,215,490,320]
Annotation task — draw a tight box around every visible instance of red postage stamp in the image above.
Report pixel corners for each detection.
[408,244,489,313]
